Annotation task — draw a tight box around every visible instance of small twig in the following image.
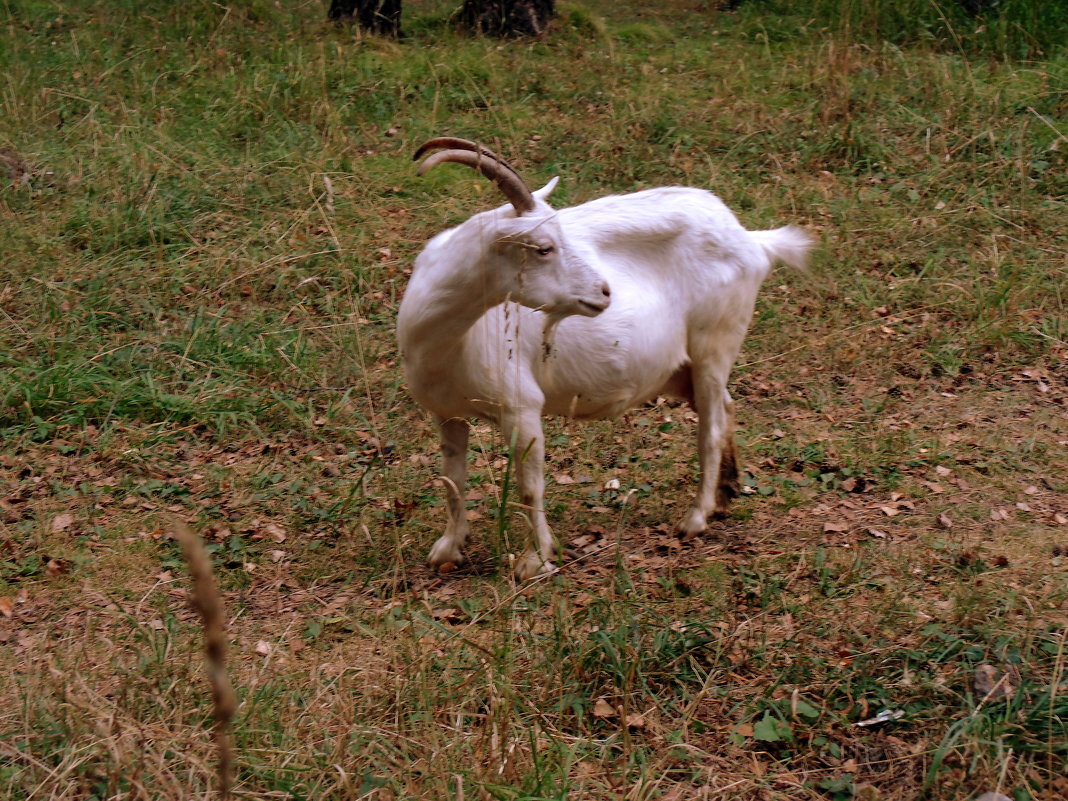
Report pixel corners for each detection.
[973,670,1011,716]
[278,381,357,393]
[1031,327,1067,348]
[1027,106,1068,144]
[171,520,236,799]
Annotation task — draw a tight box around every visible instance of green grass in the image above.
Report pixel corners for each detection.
[736,0,1068,60]
[1,0,1066,799]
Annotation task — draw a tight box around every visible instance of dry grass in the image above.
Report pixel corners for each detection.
[1,0,1066,799]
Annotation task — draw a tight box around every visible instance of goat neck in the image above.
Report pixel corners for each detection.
[398,205,532,376]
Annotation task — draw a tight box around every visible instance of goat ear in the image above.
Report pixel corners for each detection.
[532,176,559,202]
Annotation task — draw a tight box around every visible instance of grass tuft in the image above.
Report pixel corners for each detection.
[1,0,1065,798]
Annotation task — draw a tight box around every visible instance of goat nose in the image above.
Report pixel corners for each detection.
[601,283,611,299]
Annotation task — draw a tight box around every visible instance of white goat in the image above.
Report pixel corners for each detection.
[397,138,812,580]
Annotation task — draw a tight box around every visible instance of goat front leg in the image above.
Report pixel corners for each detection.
[679,372,739,537]
[428,416,471,570]
[502,411,555,581]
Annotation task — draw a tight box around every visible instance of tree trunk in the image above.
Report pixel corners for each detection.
[460,0,555,37]
[328,0,402,38]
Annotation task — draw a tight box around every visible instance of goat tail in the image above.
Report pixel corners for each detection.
[750,225,814,272]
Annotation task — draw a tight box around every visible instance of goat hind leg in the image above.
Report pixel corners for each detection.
[715,396,740,508]
[428,416,471,569]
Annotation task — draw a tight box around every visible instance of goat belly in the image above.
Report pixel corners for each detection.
[540,361,683,419]
[542,390,636,420]
[538,318,686,418]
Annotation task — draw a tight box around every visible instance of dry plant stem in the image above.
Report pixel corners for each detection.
[172,520,237,800]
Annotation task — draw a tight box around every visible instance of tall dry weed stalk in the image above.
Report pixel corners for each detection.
[172,520,237,799]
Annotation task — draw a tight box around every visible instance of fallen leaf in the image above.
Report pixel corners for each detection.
[570,533,599,548]
[255,641,274,656]
[937,513,953,529]
[51,513,74,533]
[0,597,13,617]
[624,713,647,729]
[263,522,287,543]
[432,607,464,623]
[592,698,616,719]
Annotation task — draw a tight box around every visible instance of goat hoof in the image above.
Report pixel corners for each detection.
[428,536,465,571]
[514,551,555,581]
[678,509,710,538]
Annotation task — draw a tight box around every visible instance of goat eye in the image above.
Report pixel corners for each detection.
[536,245,555,256]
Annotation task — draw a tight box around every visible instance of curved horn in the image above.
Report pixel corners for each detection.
[414,140,536,215]
[412,137,503,162]
[414,138,527,189]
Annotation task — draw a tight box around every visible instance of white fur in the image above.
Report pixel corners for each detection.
[397,180,812,580]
